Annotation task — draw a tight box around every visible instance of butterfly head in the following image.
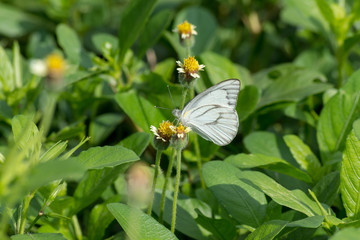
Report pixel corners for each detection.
[172,109,182,118]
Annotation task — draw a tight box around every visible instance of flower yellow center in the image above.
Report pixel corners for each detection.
[158,121,174,140]
[177,21,192,35]
[174,123,188,136]
[183,56,200,73]
[46,53,65,72]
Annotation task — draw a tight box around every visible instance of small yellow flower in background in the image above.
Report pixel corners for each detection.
[170,123,191,139]
[177,56,205,80]
[45,53,66,80]
[150,120,174,142]
[174,20,198,39]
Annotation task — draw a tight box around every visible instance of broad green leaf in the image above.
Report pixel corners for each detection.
[56,24,81,64]
[73,165,126,214]
[281,0,330,35]
[89,113,124,145]
[200,51,241,87]
[244,131,296,165]
[226,153,312,183]
[0,45,14,92]
[138,10,173,59]
[87,196,120,240]
[118,0,157,61]
[340,124,360,219]
[315,0,335,26]
[312,171,340,206]
[257,65,331,109]
[245,220,288,240]
[107,203,178,240]
[202,161,267,227]
[330,227,360,240]
[286,215,324,228]
[195,210,236,240]
[69,145,139,170]
[174,6,217,56]
[239,171,324,216]
[317,70,360,163]
[153,58,176,82]
[115,90,166,132]
[0,3,50,38]
[11,233,66,240]
[152,192,209,240]
[237,85,260,122]
[283,135,322,181]
[119,132,151,156]
[283,103,316,127]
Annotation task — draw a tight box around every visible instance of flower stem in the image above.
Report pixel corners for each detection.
[189,84,205,188]
[147,150,162,215]
[159,149,175,223]
[171,150,182,233]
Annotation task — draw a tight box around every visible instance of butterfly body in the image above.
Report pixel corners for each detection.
[173,79,240,146]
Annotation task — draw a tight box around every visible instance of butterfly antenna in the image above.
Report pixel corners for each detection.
[154,106,171,110]
[167,85,176,108]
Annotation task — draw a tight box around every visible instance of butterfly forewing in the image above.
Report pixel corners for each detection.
[179,79,241,146]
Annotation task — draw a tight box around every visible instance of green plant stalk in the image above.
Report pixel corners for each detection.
[147,150,163,215]
[72,215,82,240]
[171,150,182,233]
[189,83,205,188]
[19,191,36,234]
[40,91,58,141]
[159,149,175,223]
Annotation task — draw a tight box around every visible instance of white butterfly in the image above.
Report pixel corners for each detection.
[172,79,241,146]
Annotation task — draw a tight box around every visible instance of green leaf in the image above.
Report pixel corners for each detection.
[174,6,217,56]
[11,233,66,240]
[152,192,209,240]
[225,153,312,183]
[244,131,296,165]
[40,141,68,162]
[256,65,331,109]
[12,41,22,88]
[0,45,14,92]
[199,51,241,87]
[239,170,325,216]
[56,24,81,64]
[0,3,50,38]
[138,10,173,59]
[237,85,260,122]
[195,209,236,240]
[317,70,360,163]
[107,203,178,240]
[89,113,124,145]
[202,161,267,227]
[115,90,166,132]
[283,103,316,127]
[286,215,324,228]
[73,165,126,214]
[340,122,360,219]
[312,171,340,206]
[87,197,120,240]
[69,145,139,170]
[283,135,322,181]
[119,132,151,156]
[118,0,157,61]
[92,33,118,53]
[245,220,288,240]
[153,58,176,82]
[330,227,360,240]
[315,0,335,26]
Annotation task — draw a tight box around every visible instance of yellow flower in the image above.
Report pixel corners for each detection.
[45,53,66,80]
[170,123,191,139]
[174,20,197,39]
[150,120,174,142]
[176,56,205,80]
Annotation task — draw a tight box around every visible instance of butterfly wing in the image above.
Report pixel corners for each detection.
[180,79,241,146]
[182,79,240,113]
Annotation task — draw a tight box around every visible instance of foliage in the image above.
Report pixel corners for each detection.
[1,0,360,239]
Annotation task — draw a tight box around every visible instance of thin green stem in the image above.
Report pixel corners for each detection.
[72,215,82,240]
[19,191,35,234]
[180,87,188,109]
[171,150,182,233]
[147,150,163,215]
[159,149,175,223]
